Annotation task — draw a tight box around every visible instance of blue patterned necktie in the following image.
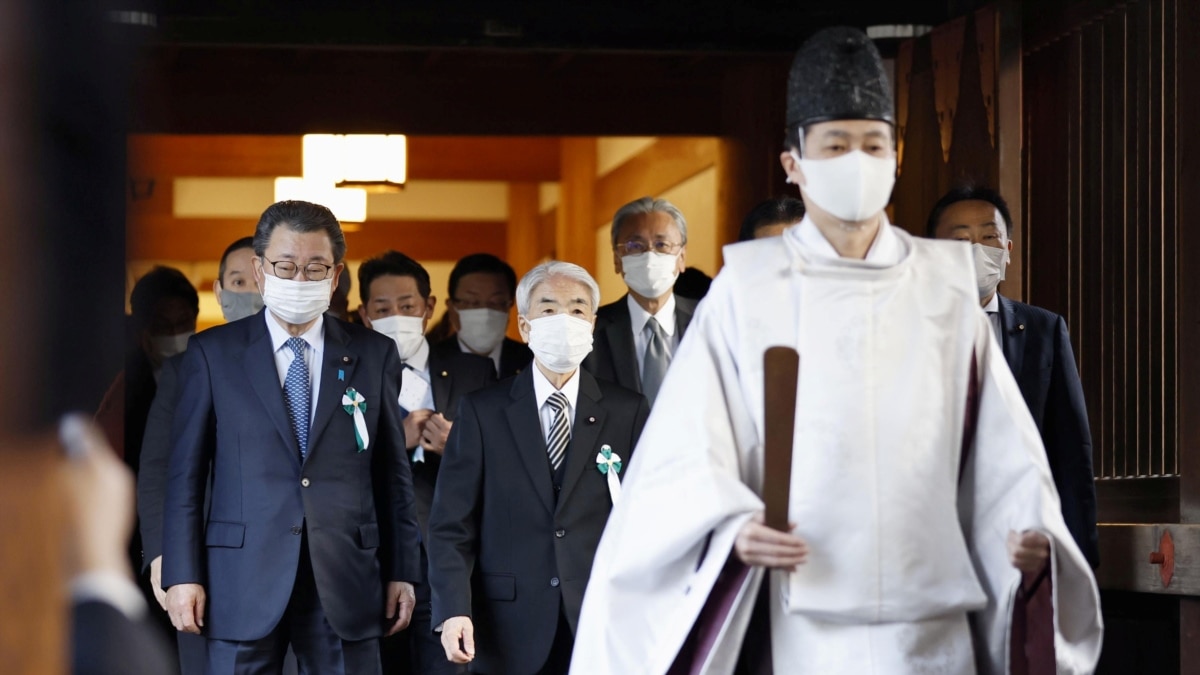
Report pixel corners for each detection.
[546,392,570,471]
[284,337,312,460]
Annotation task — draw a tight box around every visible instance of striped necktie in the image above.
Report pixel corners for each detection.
[546,391,570,471]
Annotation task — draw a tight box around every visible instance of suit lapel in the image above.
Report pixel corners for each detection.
[428,349,453,415]
[243,315,302,464]
[605,297,641,392]
[999,295,1026,376]
[675,296,695,337]
[504,370,556,515]
[306,319,358,459]
[557,371,605,513]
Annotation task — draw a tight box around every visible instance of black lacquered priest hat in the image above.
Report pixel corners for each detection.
[786,26,894,128]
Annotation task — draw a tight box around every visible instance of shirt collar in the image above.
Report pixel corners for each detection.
[531,363,581,412]
[792,214,902,265]
[983,293,1000,314]
[625,292,677,337]
[458,335,503,373]
[404,337,431,372]
[265,311,325,355]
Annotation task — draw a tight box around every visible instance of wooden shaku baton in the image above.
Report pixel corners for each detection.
[763,346,800,532]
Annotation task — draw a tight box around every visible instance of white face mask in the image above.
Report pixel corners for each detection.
[456,308,508,355]
[793,149,897,223]
[370,314,427,361]
[149,332,193,364]
[219,290,264,323]
[261,274,332,326]
[525,314,594,374]
[621,251,680,299]
[972,242,1009,300]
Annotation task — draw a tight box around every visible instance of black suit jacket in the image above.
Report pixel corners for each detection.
[428,368,649,675]
[997,295,1099,567]
[162,311,421,642]
[137,353,183,572]
[582,293,697,393]
[431,336,532,380]
[404,344,497,542]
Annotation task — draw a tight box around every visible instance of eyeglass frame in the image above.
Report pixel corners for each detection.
[449,297,514,312]
[260,257,337,281]
[612,239,685,257]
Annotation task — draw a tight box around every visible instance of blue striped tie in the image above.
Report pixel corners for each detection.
[284,337,311,460]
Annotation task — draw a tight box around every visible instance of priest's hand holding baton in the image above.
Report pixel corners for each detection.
[736,346,809,571]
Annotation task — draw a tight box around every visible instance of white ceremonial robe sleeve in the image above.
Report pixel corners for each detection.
[573,274,765,675]
[960,312,1103,675]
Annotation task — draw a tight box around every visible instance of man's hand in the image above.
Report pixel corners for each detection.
[734,512,808,570]
[440,616,475,664]
[165,583,207,634]
[385,581,416,636]
[149,555,168,611]
[1007,530,1051,580]
[420,413,453,455]
[402,409,434,450]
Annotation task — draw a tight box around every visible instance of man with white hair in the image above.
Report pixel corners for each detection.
[583,196,696,406]
[428,261,650,675]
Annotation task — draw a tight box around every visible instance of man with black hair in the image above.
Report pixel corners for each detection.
[432,252,533,379]
[736,197,806,242]
[163,201,421,675]
[357,250,495,675]
[575,27,1101,673]
[929,184,1099,569]
[213,236,264,323]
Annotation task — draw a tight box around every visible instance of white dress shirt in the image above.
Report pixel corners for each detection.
[626,293,678,378]
[983,292,1002,344]
[532,364,580,445]
[264,311,324,425]
[402,338,436,463]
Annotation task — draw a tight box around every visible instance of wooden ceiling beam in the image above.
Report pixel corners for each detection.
[128,217,506,262]
[593,137,719,226]
[128,135,562,181]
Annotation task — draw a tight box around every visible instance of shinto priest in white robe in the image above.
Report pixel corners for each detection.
[572,217,1103,674]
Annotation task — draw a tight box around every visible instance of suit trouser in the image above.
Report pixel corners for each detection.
[381,544,464,675]
[206,533,381,675]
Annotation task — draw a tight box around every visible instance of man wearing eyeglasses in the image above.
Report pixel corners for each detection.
[583,196,696,407]
[162,200,422,675]
[433,253,534,380]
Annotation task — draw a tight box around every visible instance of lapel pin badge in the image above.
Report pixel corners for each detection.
[338,369,345,381]
[587,416,597,424]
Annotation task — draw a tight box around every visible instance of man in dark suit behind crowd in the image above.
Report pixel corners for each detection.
[355,250,495,674]
[929,184,1100,568]
[433,253,533,380]
[162,200,421,675]
[136,236,264,675]
[429,261,650,674]
[583,197,696,407]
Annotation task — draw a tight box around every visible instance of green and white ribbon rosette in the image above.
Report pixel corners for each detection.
[342,387,369,452]
[595,444,623,504]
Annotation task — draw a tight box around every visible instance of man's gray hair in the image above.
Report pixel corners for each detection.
[516,261,601,316]
[609,196,688,247]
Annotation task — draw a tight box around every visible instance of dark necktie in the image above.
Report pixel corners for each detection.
[283,337,311,460]
[642,317,670,406]
[546,391,570,471]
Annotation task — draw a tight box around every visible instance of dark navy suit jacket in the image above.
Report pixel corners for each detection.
[428,368,649,674]
[162,310,421,642]
[997,295,1100,568]
[582,293,696,394]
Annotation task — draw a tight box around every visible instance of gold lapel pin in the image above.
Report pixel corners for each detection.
[440,371,449,377]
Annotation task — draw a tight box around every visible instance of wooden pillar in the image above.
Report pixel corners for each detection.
[557,138,598,274]
[506,182,543,278]
[717,62,789,258]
